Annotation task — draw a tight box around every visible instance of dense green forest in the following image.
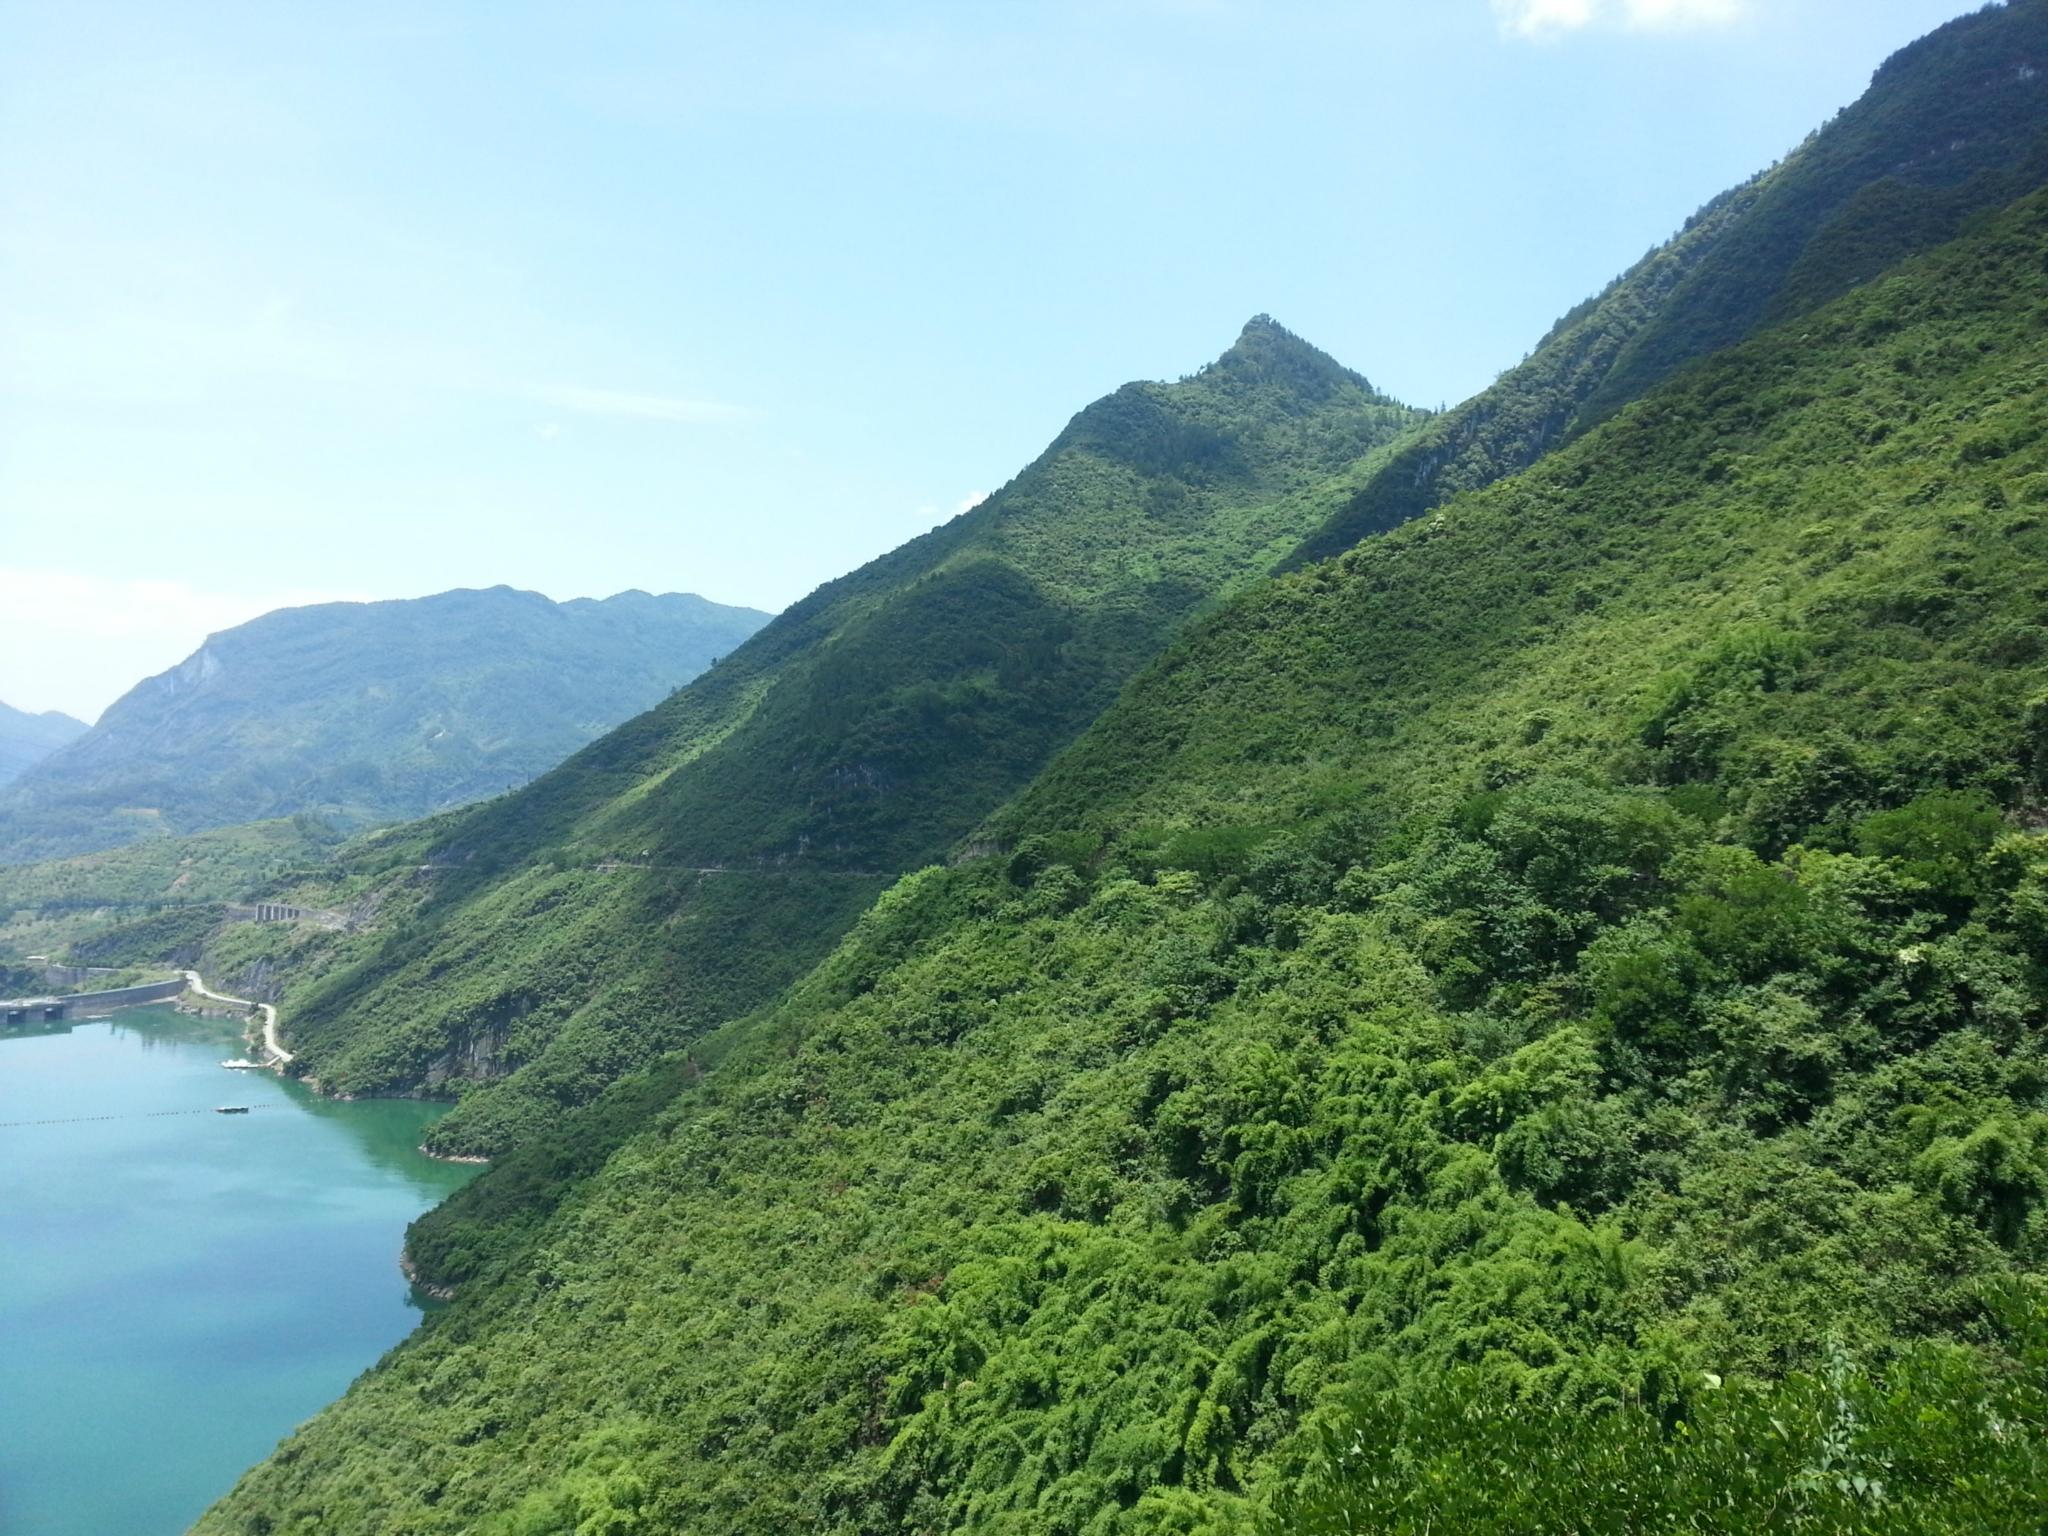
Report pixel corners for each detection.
[0,586,768,864]
[263,320,1425,1155]
[198,65,2048,1534]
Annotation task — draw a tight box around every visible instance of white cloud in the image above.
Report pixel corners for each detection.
[1492,0,1747,38]
[0,568,368,722]
[1493,0,1596,38]
[956,491,990,513]
[537,386,748,425]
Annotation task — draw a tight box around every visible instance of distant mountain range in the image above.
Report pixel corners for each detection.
[0,700,87,788]
[0,586,769,863]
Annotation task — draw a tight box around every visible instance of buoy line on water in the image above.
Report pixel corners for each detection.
[0,1106,271,1129]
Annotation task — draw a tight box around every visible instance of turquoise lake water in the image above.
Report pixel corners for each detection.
[0,1005,476,1535]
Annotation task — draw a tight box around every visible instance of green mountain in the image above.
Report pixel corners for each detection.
[1288,0,2048,567]
[0,586,769,864]
[177,9,2048,1529]
[270,0,2048,1163]
[265,320,1424,1154]
[0,699,86,787]
[199,175,2048,1535]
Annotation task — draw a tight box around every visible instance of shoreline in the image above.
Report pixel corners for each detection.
[398,1249,458,1303]
[182,970,291,1071]
[177,976,487,1167]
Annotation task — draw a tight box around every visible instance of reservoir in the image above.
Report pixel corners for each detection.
[0,1005,476,1536]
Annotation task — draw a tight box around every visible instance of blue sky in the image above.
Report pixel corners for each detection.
[0,0,1990,719]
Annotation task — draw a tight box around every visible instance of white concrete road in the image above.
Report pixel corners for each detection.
[184,970,292,1066]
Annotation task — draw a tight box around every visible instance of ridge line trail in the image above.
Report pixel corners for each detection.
[184,970,291,1067]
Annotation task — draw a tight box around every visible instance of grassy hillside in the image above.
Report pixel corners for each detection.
[266,321,1425,1153]
[1287,0,2048,568]
[0,814,338,913]
[199,180,2048,1536]
[0,586,769,863]
[0,816,345,965]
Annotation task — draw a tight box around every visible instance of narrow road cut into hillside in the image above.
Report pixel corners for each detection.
[183,970,291,1067]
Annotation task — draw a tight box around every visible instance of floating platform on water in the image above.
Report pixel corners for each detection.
[215,1106,251,1115]
[220,1059,262,1070]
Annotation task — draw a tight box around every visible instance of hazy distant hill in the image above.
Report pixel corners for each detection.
[0,700,86,788]
[0,586,769,863]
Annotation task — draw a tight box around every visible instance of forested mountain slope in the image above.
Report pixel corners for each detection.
[1287,0,2048,567]
[270,321,1425,1153]
[173,4,2048,1156]
[200,179,2048,1536]
[0,586,768,863]
[0,699,86,788]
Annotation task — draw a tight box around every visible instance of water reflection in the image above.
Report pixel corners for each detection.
[0,1017,77,1042]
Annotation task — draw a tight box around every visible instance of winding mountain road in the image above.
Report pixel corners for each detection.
[183,970,292,1066]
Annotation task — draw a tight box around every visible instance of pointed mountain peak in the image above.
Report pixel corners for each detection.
[1201,314,1388,404]
[1232,312,1303,346]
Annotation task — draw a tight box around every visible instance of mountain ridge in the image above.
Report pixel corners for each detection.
[129,8,2048,1525]
[228,319,1426,1155]
[0,585,771,864]
[1286,0,2048,568]
[0,700,87,789]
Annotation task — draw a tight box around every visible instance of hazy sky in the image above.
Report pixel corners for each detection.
[0,0,1990,720]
